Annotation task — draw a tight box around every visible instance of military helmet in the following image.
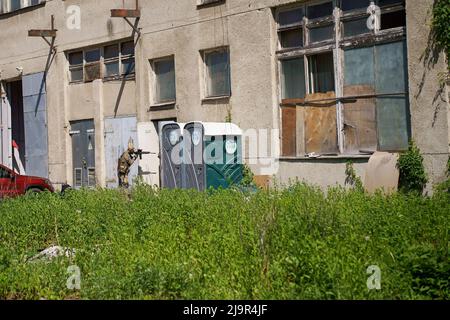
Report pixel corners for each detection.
[127,138,134,150]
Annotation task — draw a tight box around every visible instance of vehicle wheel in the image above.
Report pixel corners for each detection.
[26,188,42,195]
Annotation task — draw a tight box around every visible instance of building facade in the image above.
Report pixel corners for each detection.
[0,0,448,191]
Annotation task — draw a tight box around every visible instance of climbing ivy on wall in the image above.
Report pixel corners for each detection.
[432,0,450,69]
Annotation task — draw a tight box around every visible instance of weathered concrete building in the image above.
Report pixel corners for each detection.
[0,0,448,191]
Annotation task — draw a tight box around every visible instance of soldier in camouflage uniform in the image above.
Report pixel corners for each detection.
[117,139,138,188]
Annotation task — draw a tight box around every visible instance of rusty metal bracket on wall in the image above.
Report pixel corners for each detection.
[110,0,141,36]
[28,15,57,54]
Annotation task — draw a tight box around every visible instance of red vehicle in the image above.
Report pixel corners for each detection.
[0,164,54,199]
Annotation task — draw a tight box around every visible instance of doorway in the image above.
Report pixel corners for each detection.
[70,119,95,188]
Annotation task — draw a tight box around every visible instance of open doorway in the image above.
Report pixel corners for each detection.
[0,72,49,178]
[8,80,26,172]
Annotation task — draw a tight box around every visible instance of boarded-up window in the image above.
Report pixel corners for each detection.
[281,107,297,156]
[304,92,338,154]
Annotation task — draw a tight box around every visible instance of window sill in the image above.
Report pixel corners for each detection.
[196,0,225,9]
[0,2,46,19]
[148,102,176,111]
[201,96,230,104]
[280,154,373,161]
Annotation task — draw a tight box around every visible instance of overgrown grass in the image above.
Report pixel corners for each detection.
[0,184,448,300]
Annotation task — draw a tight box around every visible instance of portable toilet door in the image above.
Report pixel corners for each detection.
[183,122,205,191]
[160,122,183,189]
[203,122,243,189]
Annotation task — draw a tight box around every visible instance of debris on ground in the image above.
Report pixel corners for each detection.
[28,246,76,263]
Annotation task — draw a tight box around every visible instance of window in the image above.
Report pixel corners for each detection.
[277,1,334,50]
[69,51,83,82]
[203,48,231,98]
[278,0,409,157]
[0,0,44,14]
[84,49,101,82]
[121,41,135,76]
[341,0,406,39]
[68,40,135,83]
[104,44,120,78]
[152,57,176,104]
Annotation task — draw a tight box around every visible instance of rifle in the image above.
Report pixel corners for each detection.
[133,149,153,160]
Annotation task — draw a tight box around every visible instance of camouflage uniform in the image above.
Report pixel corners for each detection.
[117,148,138,188]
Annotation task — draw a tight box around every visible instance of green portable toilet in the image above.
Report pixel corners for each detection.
[184,122,243,190]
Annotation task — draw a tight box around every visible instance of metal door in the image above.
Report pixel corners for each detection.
[104,116,138,188]
[160,122,182,189]
[70,120,95,188]
[184,122,205,191]
[137,122,160,187]
[22,72,48,178]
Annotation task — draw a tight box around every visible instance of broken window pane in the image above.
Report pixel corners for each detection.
[307,2,333,19]
[343,18,372,37]
[278,7,304,26]
[85,49,100,63]
[309,24,334,43]
[380,10,406,30]
[281,57,306,100]
[69,51,83,66]
[84,63,101,82]
[341,0,371,11]
[280,28,303,49]
[308,52,335,93]
[154,58,176,103]
[205,49,231,97]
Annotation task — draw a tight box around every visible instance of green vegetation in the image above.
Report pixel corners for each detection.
[432,0,450,69]
[397,141,428,194]
[0,184,448,300]
[345,161,364,192]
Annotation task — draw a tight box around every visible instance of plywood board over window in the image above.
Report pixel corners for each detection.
[303,92,338,155]
[281,106,297,157]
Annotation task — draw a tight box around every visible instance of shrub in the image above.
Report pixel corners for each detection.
[397,141,428,194]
